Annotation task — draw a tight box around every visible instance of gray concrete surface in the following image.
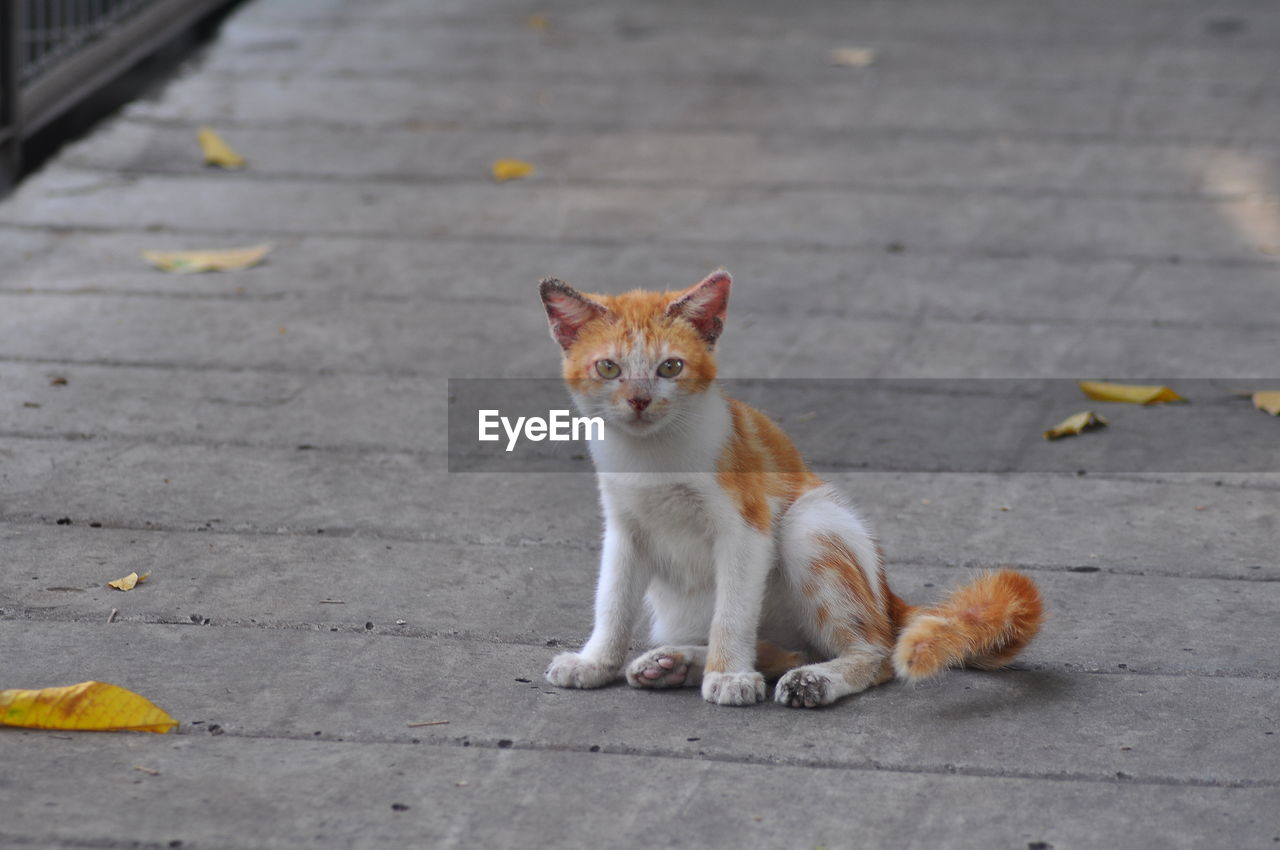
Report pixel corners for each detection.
[1,0,1278,847]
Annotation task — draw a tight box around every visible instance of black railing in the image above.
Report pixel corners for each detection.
[1,0,235,189]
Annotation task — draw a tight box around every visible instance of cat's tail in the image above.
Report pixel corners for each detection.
[889,570,1043,682]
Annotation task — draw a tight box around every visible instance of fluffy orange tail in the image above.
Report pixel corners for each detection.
[891,570,1043,682]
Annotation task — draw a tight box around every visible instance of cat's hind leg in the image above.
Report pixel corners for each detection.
[775,643,890,708]
[773,485,895,708]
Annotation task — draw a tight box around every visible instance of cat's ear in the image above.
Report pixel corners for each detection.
[666,269,731,346]
[539,278,608,349]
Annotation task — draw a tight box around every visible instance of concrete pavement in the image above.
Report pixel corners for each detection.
[1,0,1278,847]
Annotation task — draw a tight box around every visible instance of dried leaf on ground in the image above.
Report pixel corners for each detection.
[1044,410,1108,440]
[142,243,273,274]
[0,681,177,733]
[526,13,550,30]
[107,571,151,591]
[1254,391,1280,415]
[1078,380,1185,405]
[198,126,245,169]
[492,159,535,182]
[829,47,877,67]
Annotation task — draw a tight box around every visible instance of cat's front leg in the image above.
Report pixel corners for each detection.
[546,524,649,689]
[701,528,773,706]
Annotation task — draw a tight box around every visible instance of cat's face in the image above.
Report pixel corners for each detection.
[539,271,730,437]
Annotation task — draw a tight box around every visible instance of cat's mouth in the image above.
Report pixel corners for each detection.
[617,410,662,433]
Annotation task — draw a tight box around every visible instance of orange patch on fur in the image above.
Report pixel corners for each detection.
[811,533,893,648]
[716,400,822,532]
[755,641,806,678]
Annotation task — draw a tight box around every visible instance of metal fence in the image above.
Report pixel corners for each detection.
[21,1,160,86]
[2,0,234,188]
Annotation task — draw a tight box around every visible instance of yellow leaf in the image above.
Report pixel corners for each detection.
[198,126,245,169]
[1078,380,1185,405]
[0,681,177,733]
[526,13,551,30]
[829,47,877,67]
[142,243,273,274]
[107,571,151,591]
[492,159,535,182]
[1254,391,1280,415]
[1044,410,1108,440]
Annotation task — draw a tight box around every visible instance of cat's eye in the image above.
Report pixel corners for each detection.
[596,359,621,379]
[657,358,684,379]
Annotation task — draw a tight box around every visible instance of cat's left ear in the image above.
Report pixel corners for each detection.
[666,269,731,346]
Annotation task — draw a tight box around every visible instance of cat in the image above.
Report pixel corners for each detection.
[539,269,1043,707]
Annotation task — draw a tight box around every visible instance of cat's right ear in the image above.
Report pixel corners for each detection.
[539,278,608,349]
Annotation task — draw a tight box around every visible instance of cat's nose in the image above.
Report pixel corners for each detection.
[627,396,651,413]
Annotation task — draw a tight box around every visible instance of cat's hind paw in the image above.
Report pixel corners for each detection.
[701,670,766,706]
[545,652,619,689]
[625,647,700,689]
[775,668,837,708]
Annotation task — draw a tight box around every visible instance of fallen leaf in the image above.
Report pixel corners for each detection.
[1044,410,1108,440]
[1078,381,1185,405]
[0,681,177,733]
[829,47,877,67]
[1254,391,1280,415]
[198,126,245,169]
[492,159,535,182]
[49,376,68,386]
[107,571,151,591]
[526,13,551,30]
[142,243,273,274]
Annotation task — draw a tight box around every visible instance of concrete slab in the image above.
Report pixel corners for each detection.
[201,21,1280,99]
[117,72,1277,142]
[10,229,1280,337]
[1,436,1274,575]
[229,0,1280,52]
[2,621,1277,785]
[5,167,1276,263]
[1,734,1272,850]
[59,119,1244,196]
[2,525,1276,677]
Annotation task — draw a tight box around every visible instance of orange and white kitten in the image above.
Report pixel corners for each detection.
[540,270,1043,707]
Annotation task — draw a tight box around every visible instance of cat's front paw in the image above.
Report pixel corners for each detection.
[701,670,766,706]
[775,668,836,708]
[545,652,619,689]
